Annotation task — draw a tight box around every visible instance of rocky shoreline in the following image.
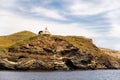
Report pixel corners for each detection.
[0,34,120,71]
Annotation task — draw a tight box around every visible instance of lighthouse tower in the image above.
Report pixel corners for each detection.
[44,27,51,34]
[38,27,51,35]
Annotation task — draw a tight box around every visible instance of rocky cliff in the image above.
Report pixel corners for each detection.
[0,31,120,71]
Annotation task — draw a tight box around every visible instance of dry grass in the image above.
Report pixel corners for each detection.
[0,31,37,54]
[100,48,120,59]
[0,31,36,48]
[55,35,101,54]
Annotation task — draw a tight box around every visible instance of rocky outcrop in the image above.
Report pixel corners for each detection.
[0,35,120,71]
[0,54,96,70]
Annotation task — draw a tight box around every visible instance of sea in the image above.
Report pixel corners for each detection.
[0,70,120,80]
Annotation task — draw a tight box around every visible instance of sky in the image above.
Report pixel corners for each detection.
[0,0,120,50]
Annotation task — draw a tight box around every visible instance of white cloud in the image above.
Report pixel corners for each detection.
[0,0,120,50]
[66,0,120,16]
[0,9,100,38]
[94,37,120,50]
[0,9,13,16]
[106,10,120,37]
[31,7,66,20]
[0,0,16,8]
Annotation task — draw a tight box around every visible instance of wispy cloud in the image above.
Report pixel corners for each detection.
[30,6,66,20]
[0,0,120,50]
[0,0,16,8]
[106,10,120,37]
[65,0,120,16]
[0,9,98,37]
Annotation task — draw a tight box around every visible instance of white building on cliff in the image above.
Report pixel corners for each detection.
[38,27,51,35]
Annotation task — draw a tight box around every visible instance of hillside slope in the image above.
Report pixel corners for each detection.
[0,31,36,47]
[0,32,120,71]
[0,31,37,53]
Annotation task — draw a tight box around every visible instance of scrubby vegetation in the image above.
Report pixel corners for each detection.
[0,31,36,47]
[0,31,120,70]
[55,36,101,54]
[0,31,37,54]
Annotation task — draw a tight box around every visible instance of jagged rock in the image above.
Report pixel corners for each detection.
[0,35,120,71]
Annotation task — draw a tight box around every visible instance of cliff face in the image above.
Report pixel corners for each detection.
[0,32,120,71]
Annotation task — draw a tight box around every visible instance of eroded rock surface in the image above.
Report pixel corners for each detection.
[0,35,120,71]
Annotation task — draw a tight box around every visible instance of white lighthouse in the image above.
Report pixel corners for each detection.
[38,27,51,35]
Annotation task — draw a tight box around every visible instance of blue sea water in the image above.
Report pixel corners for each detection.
[0,70,120,80]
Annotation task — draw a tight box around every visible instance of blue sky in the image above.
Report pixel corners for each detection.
[0,0,120,50]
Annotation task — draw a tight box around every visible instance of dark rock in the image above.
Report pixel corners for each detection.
[43,48,53,53]
[64,59,79,70]
[0,35,120,71]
